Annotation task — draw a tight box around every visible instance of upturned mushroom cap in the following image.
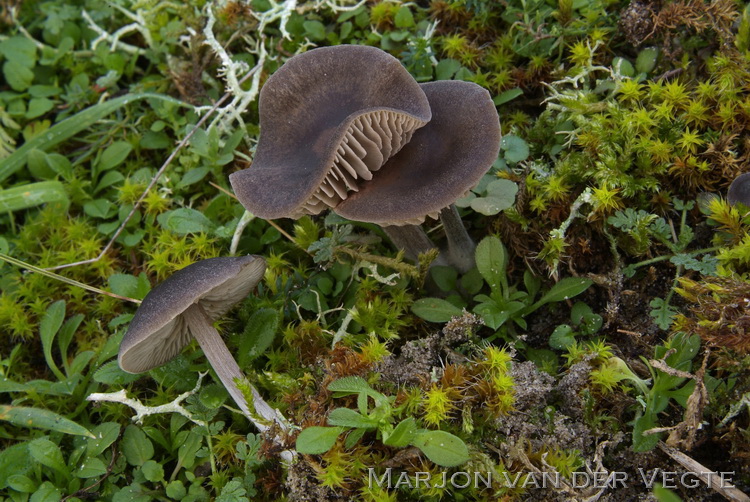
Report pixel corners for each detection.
[118,256,265,374]
[229,45,432,219]
[728,173,750,207]
[334,80,501,226]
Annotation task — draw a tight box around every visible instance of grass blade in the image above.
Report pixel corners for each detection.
[0,181,69,212]
[0,404,95,438]
[0,93,189,182]
[0,253,140,304]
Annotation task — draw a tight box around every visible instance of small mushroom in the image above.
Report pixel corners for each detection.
[335,80,501,272]
[728,173,750,207]
[229,45,432,220]
[118,255,285,433]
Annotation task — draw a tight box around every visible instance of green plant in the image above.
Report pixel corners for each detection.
[296,376,470,467]
[630,332,704,451]
[548,301,602,350]
[413,236,592,344]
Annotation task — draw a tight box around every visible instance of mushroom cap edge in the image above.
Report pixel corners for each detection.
[118,255,266,374]
[334,80,502,225]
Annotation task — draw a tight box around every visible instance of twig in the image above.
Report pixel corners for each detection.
[658,442,750,502]
[616,329,642,337]
[0,252,140,304]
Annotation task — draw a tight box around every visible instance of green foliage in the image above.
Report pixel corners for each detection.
[1,0,748,499]
[296,377,470,467]
[631,332,703,452]
[415,236,593,348]
[548,301,602,350]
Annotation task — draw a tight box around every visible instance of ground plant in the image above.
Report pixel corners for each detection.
[1,0,750,501]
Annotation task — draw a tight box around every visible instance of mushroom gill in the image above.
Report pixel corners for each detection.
[295,109,427,217]
[335,80,501,227]
[228,45,431,220]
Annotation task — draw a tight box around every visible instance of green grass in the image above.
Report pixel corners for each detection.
[0,0,749,501]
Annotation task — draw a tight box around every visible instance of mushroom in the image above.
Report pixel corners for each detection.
[728,173,750,207]
[229,45,432,220]
[334,80,501,273]
[118,255,285,433]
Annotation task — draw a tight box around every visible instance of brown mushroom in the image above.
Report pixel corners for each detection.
[229,45,432,220]
[335,80,501,272]
[118,256,285,432]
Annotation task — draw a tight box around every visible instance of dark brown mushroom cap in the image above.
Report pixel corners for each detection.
[334,80,501,225]
[229,45,432,219]
[118,255,265,374]
[728,173,750,206]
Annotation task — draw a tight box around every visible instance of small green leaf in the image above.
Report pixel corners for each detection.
[40,300,66,381]
[303,20,327,41]
[296,426,344,454]
[28,438,68,475]
[394,6,414,28]
[178,167,210,188]
[3,60,34,91]
[95,170,125,194]
[0,37,37,66]
[141,130,171,149]
[199,383,228,409]
[436,59,461,80]
[87,422,121,456]
[93,361,141,385]
[344,427,366,449]
[430,266,458,292]
[500,134,529,163]
[84,199,117,219]
[536,277,592,306]
[26,98,54,119]
[649,297,677,330]
[75,457,108,479]
[383,418,417,447]
[141,460,164,482]
[30,481,61,502]
[239,308,280,366]
[411,430,469,467]
[0,443,32,488]
[475,235,506,293]
[636,47,659,74]
[7,474,37,492]
[107,273,150,300]
[493,88,523,106]
[327,408,377,429]
[327,376,371,395]
[29,85,61,98]
[470,180,518,216]
[549,324,576,350]
[612,57,635,77]
[157,208,215,235]
[166,480,187,500]
[412,298,463,323]
[97,141,133,171]
[122,425,154,466]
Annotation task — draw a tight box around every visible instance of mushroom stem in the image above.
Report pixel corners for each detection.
[183,304,284,432]
[383,224,447,266]
[439,204,476,274]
